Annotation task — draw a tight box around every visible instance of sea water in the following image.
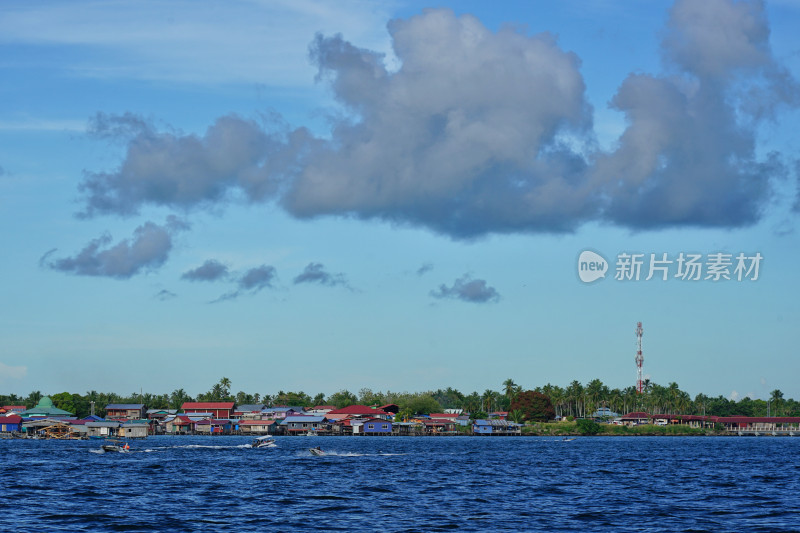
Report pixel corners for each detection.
[2,435,798,532]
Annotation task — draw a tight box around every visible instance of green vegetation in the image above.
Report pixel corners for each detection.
[1,376,795,422]
[520,421,711,437]
[576,419,601,435]
[508,391,555,422]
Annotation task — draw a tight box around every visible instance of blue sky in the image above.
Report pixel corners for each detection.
[1,0,799,401]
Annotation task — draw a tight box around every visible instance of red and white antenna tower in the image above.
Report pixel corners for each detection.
[635,322,644,393]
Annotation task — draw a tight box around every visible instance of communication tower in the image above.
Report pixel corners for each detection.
[635,322,644,393]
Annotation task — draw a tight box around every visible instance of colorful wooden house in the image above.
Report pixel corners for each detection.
[239,419,276,435]
[181,402,235,419]
[0,415,22,433]
[281,416,328,434]
[472,419,522,435]
[164,415,195,434]
[195,419,232,434]
[360,418,392,435]
[105,403,146,420]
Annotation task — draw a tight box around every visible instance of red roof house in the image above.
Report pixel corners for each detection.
[181,402,235,419]
[0,415,22,432]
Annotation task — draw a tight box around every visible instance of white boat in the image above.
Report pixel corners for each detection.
[101,442,131,453]
[252,436,276,448]
[309,447,325,456]
[304,430,317,437]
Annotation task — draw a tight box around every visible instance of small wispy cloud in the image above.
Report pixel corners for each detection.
[430,274,500,304]
[416,262,434,276]
[212,264,277,303]
[293,262,350,288]
[181,259,229,282]
[239,265,277,291]
[43,216,189,279]
[155,289,177,301]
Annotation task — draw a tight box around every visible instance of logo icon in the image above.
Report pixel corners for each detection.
[578,250,608,283]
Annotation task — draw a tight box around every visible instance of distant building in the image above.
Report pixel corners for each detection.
[233,404,266,419]
[105,404,146,420]
[146,409,177,421]
[360,418,392,435]
[306,406,337,415]
[195,419,232,435]
[424,419,458,434]
[281,416,328,434]
[591,407,620,419]
[378,404,400,415]
[86,421,121,438]
[181,402,235,419]
[620,412,650,426]
[263,407,304,419]
[0,415,22,432]
[164,415,194,435]
[473,419,522,436]
[19,397,73,418]
[239,420,276,435]
[120,422,148,439]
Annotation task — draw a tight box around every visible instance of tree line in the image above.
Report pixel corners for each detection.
[1,377,795,421]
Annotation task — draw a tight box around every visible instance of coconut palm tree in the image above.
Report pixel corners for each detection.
[509,409,526,424]
[770,389,785,416]
[502,379,518,400]
[482,389,498,413]
[567,381,583,418]
[219,377,232,399]
[548,385,565,418]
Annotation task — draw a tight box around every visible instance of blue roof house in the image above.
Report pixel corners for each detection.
[472,419,522,436]
[473,420,494,435]
[361,418,392,435]
[281,416,327,434]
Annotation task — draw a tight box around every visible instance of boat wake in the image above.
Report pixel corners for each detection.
[301,451,407,457]
[148,444,253,450]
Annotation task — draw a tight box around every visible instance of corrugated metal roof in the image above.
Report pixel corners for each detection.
[105,404,145,410]
[181,402,235,409]
[240,420,276,426]
[282,416,326,424]
[235,404,266,412]
[473,419,521,427]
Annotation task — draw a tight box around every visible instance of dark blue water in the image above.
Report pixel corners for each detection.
[2,436,799,532]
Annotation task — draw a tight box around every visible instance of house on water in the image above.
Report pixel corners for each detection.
[0,415,22,433]
[105,404,146,420]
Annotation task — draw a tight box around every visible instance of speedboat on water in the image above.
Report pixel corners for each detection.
[101,442,131,453]
[252,436,276,448]
[309,447,325,456]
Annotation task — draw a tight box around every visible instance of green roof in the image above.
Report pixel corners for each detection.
[21,396,74,417]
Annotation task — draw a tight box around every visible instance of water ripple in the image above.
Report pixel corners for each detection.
[2,436,800,531]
